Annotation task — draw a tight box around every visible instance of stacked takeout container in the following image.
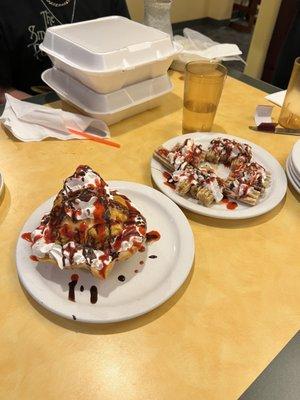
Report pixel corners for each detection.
[40,16,181,125]
[286,140,300,194]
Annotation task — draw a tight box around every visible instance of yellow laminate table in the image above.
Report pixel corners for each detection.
[0,71,299,400]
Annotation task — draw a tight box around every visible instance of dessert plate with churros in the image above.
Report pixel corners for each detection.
[151,133,287,219]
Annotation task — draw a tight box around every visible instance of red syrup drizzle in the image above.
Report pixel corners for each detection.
[227,201,238,210]
[146,231,161,243]
[22,233,40,262]
[60,224,74,240]
[21,232,32,242]
[68,274,79,302]
[138,245,145,253]
[162,171,175,189]
[158,148,170,157]
[222,197,238,210]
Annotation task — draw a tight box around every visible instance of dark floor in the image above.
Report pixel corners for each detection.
[173,19,252,72]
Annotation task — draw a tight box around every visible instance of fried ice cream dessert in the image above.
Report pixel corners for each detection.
[26,165,149,279]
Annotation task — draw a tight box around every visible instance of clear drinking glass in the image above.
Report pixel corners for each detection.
[279,57,300,130]
[182,61,227,133]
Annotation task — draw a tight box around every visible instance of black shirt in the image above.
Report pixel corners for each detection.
[0,0,130,93]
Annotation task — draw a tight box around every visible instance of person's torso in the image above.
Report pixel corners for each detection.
[0,0,129,92]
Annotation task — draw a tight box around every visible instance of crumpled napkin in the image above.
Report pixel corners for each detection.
[265,90,286,107]
[171,28,244,72]
[0,94,110,142]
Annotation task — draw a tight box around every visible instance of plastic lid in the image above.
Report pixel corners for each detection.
[51,16,167,53]
[41,16,176,71]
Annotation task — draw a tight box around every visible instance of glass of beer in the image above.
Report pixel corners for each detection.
[279,57,300,130]
[182,61,227,133]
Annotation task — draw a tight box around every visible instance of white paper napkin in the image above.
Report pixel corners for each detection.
[265,90,286,107]
[0,94,110,142]
[196,43,242,59]
[171,28,244,72]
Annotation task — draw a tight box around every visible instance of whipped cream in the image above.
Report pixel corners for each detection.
[90,250,112,270]
[204,180,223,202]
[49,243,65,269]
[31,236,109,271]
[31,236,64,268]
[67,195,97,221]
[117,235,144,252]
[63,169,100,193]
[32,238,55,259]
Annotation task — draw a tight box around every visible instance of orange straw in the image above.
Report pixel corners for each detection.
[68,128,120,148]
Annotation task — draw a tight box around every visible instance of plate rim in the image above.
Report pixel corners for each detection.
[151,132,287,220]
[288,155,300,186]
[291,140,300,177]
[16,181,195,323]
[286,156,300,194]
[0,172,3,197]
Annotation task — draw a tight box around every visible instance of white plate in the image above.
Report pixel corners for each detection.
[151,133,287,220]
[288,155,300,186]
[16,181,194,323]
[286,156,300,194]
[291,140,300,177]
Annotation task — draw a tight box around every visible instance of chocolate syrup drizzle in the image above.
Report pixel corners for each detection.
[90,286,98,304]
[68,275,98,304]
[68,274,79,302]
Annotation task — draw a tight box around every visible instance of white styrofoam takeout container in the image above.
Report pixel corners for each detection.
[40,16,182,93]
[42,68,173,125]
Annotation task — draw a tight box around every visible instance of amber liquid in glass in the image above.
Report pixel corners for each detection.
[279,58,300,130]
[279,90,300,129]
[279,113,300,130]
[183,100,217,133]
[182,63,226,133]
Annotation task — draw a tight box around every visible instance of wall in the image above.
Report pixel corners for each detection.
[244,0,282,79]
[126,0,143,22]
[207,0,234,20]
[126,0,233,23]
